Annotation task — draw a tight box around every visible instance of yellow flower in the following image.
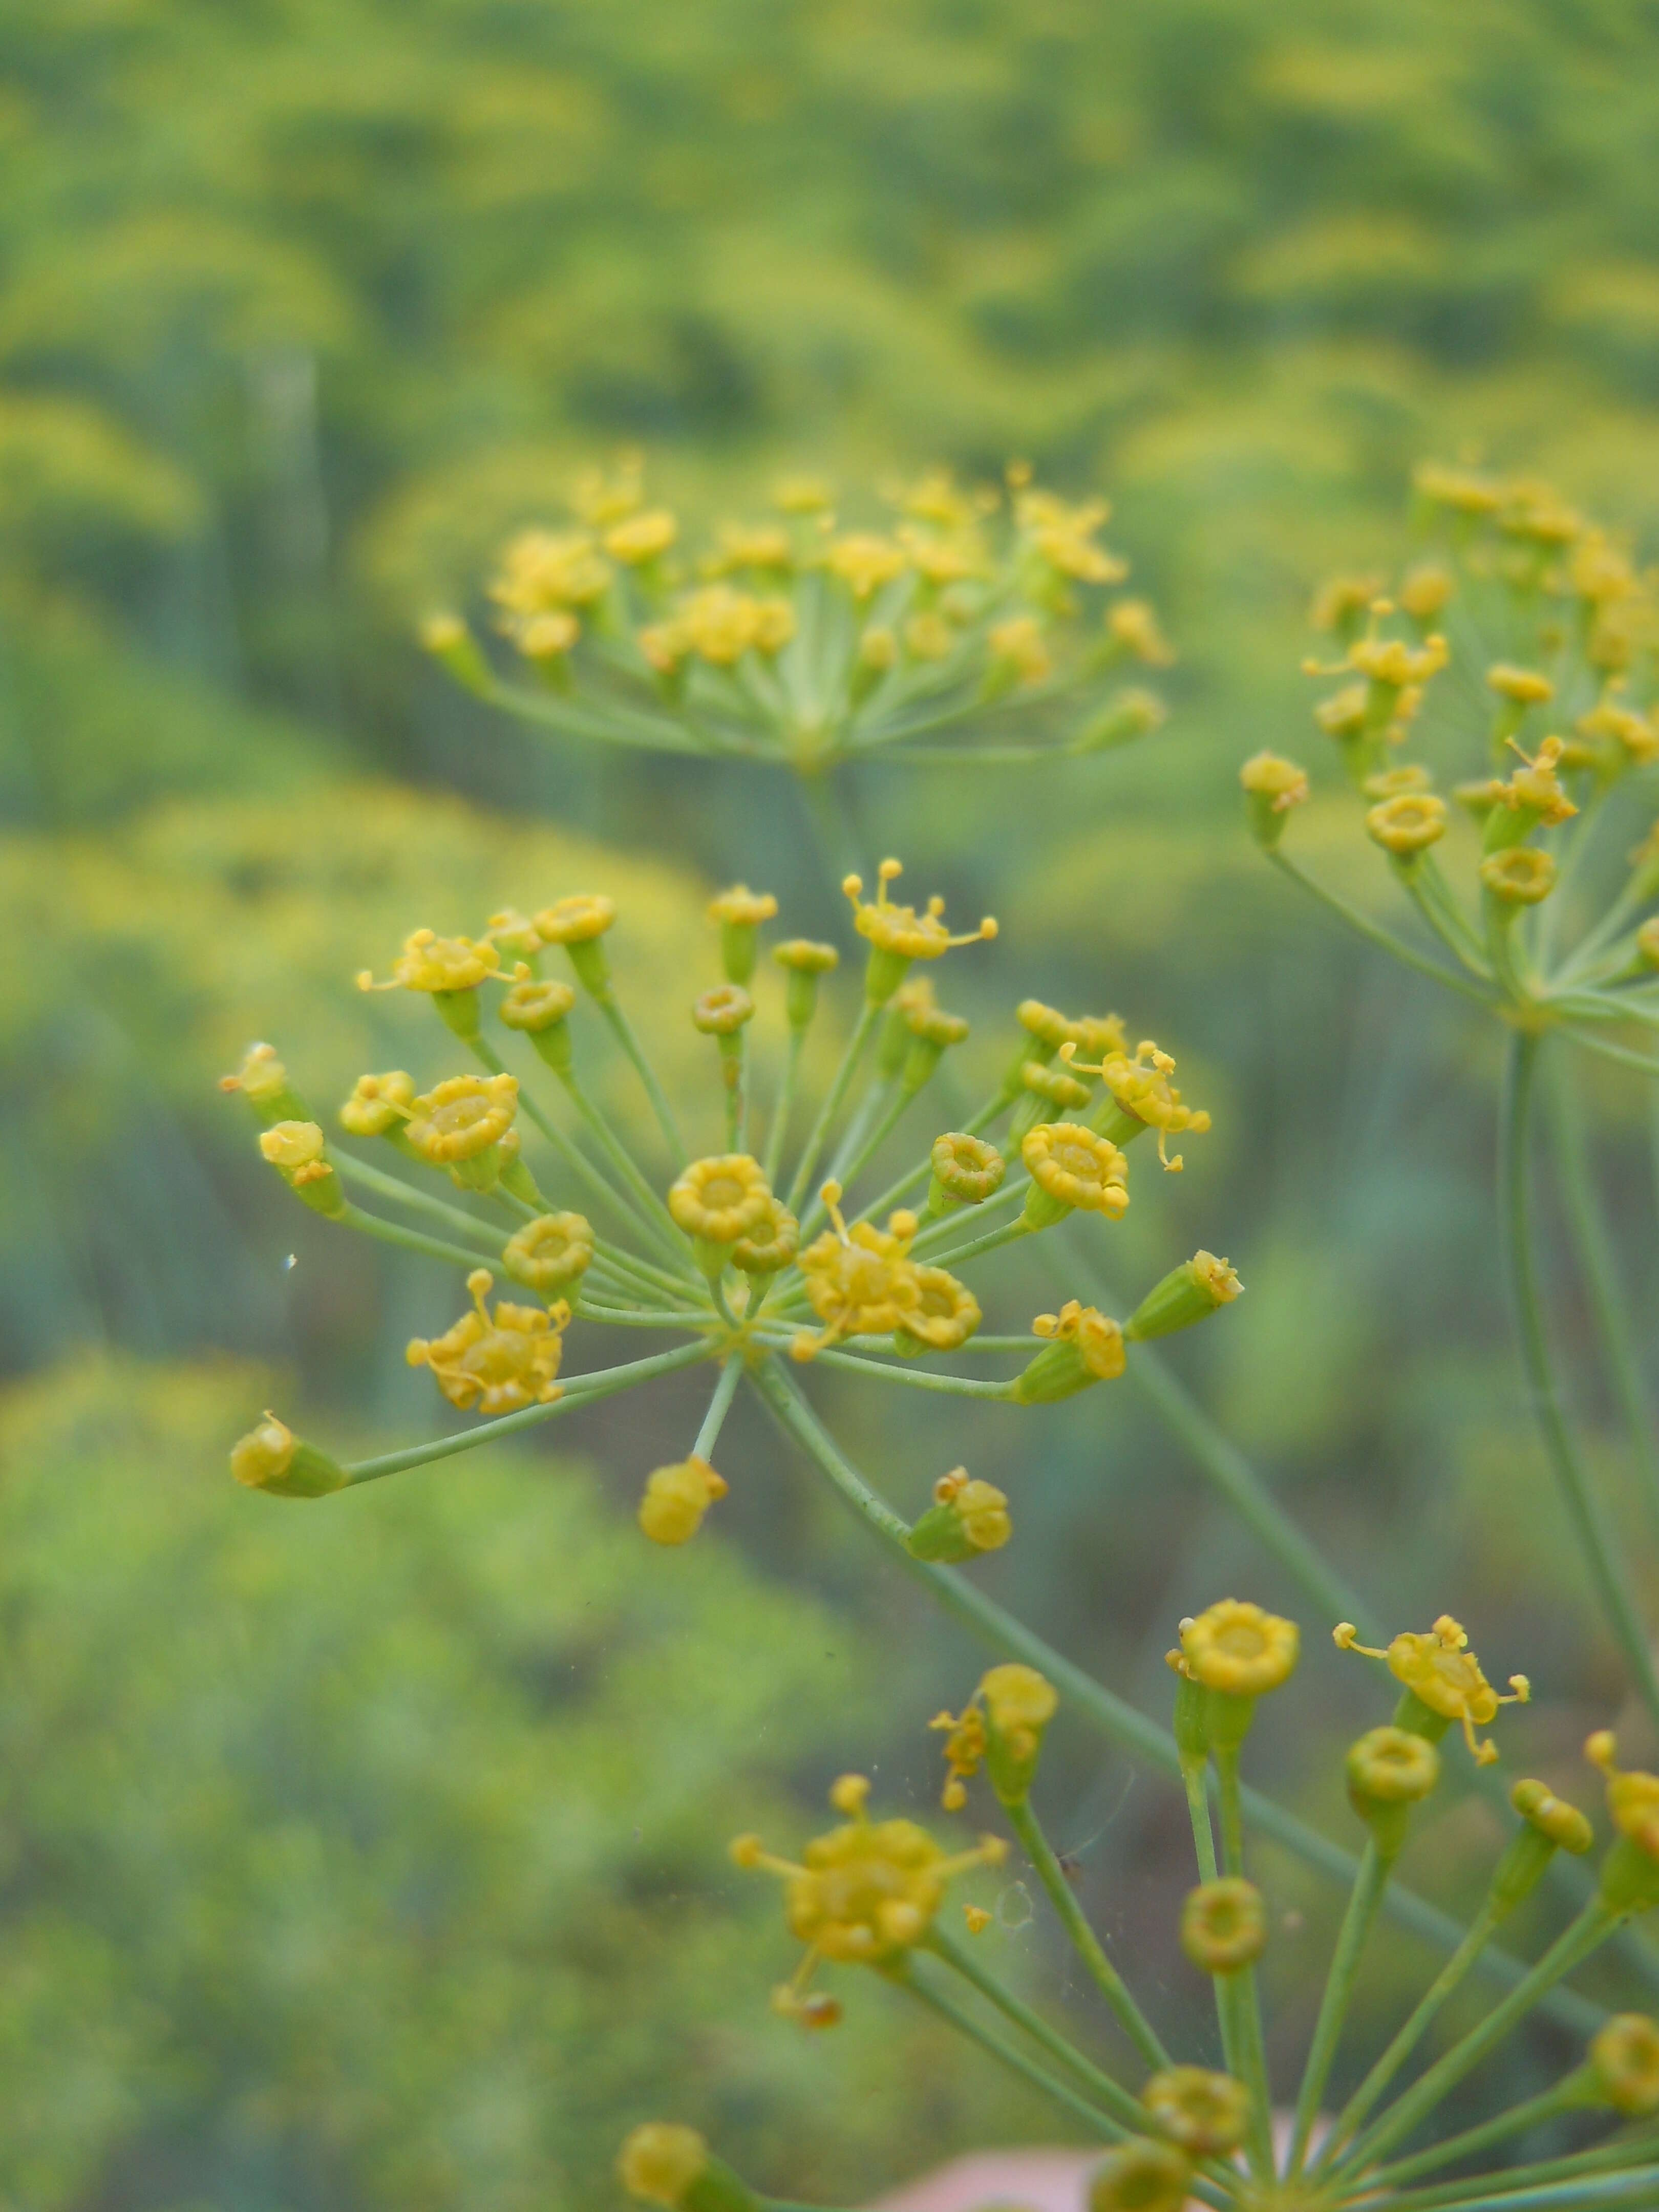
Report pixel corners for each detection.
[1586,1731,1659,1861]
[339,1070,416,1138]
[516,610,580,663]
[604,509,677,564]
[1108,600,1175,666]
[1348,631,1449,688]
[928,1131,1006,1210]
[897,1266,982,1352]
[668,1155,773,1246]
[1015,1300,1125,1402]
[795,1191,923,1354]
[490,527,612,613]
[618,2124,709,2208]
[711,521,793,572]
[1334,1614,1529,1766]
[1481,846,1557,905]
[987,614,1050,685]
[534,893,617,946]
[404,1073,519,1165]
[1142,2067,1248,2157]
[1487,663,1555,706]
[732,1197,799,1278]
[1363,764,1433,799]
[1398,563,1453,621]
[1073,1038,1211,1172]
[1180,1878,1266,1973]
[827,534,907,599]
[406,1269,567,1416]
[903,610,958,661]
[732,1773,1007,1971]
[357,927,500,995]
[571,460,644,527]
[1178,1600,1300,1698]
[1314,683,1369,741]
[1022,1122,1130,1218]
[1239,752,1311,841]
[219,1040,296,1111]
[1311,573,1384,635]
[260,1118,329,1177]
[228,1411,347,1499]
[708,885,778,930]
[1367,792,1448,856]
[773,937,839,973]
[909,1470,1012,1568]
[1019,1060,1092,1114]
[842,858,996,995]
[1414,461,1501,516]
[639,1457,729,1546]
[894,469,982,530]
[1347,1725,1441,1806]
[773,474,834,514]
[692,983,755,1036]
[502,1211,595,1295]
[1125,1251,1243,1342]
[1579,697,1659,767]
[498,976,577,1033]
[1498,735,1578,827]
[679,585,762,665]
[1087,2141,1190,2212]
[1589,2016,1659,2116]
[1511,1778,1594,1856]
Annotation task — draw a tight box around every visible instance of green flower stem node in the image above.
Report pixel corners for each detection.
[683,2161,761,2212]
[499,1152,547,1209]
[1492,1825,1563,1918]
[432,987,481,1039]
[526,1019,574,1073]
[567,937,612,997]
[1020,1182,1071,1230]
[784,970,821,1031]
[925,1175,964,1218]
[1088,1099,1145,1148]
[1126,1259,1235,1342]
[720,921,759,987]
[1206,1690,1256,1757]
[862,944,909,1005]
[1601,1835,1659,1919]
[692,1236,736,1281]
[906,1503,980,1564]
[1173,1673,1212,1775]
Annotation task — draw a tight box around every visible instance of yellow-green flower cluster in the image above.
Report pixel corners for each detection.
[221,860,1239,1566]
[422,460,1173,772]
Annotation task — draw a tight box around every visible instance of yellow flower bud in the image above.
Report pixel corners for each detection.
[1589,2015,1659,2116]
[639,1457,729,1546]
[407,1271,567,1416]
[1126,1252,1243,1342]
[605,509,677,565]
[1142,2066,1249,2157]
[1247,748,1309,840]
[692,984,755,1036]
[928,1131,1006,1215]
[1367,792,1448,857]
[229,1412,347,1499]
[1022,1122,1129,1225]
[618,2125,709,2208]
[1512,1778,1595,1856]
[1180,1878,1266,1973]
[907,1470,1010,1563]
[1481,846,1557,905]
[1087,2140,1190,2212]
[732,1197,799,1279]
[1486,664,1555,705]
[1348,1724,1441,1807]
[498,976,577,1033]
[668,1155,772,1247]
[1015,1301,1125,1403]
[1178,1600,1299,1698]
[896,1265,981,1353]
[502,1211,594,1296]
[259,1119,344,1215]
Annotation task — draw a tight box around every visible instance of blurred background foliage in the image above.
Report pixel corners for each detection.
[10,0,1659,2204]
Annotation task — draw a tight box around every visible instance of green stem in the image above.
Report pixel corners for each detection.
[832,1081,918,1198]
[1545,1067,1659,1545]
[848,1090,1010,1228]
[1183,1767,1218,1884]
[595,994,688,1163]
[787,999,883,1215]
[1002,1796,1169,2069]
[762,1343,1017,1397]
[923,1927,1151,2134]
[331,1152,504,1256]
[1502,1032,1659,1729]
[1369,2074,1593,2192]
[1563,1025,1659,1079]
[1268,849,1499,1008]
[1065,1244,1379,1636]
[748,1360,1603,2038]
[1288,1839,1393,2176]
[343,1338,712,1484]
[557,1066,689,1260]
[762,1029,805,1188]
[926,1216,1036,1271]
[1315,1896,1503,2170]
[336,1201,501,1274]
[1380,2160,1659,2212]
[692,1356,744,1460]
[890,1961,1125,2146]
[1344,1901,1617,2174]
[1214,1748,1275,2180]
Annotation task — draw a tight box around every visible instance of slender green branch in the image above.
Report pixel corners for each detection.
[1343,1901,1617,2174]
[342,1338,713,1485]
[1370,2075,1593,2192]
[1315,1895,1504,2170]
[331,1152,504,1255]
[761,1342,1018,1397]
[787,999,883,1214]
[889,1962,1127,2148]
[762,1029,805,1188]
[1562,1025,1659,1079]
[557,1064,690,1258]
[1064,1244,1379,1636]
[1002,1795,1169,2070]
[692,1356,744,1461]
[923,1927,1152,2134]
[1501,1033,1659,1729]
[1545,1067,1659,1544]
[1268,849,1500,1008]
[1380,2159,1659,2212]
[336,1201,501,1274]
[1288,1840,1393,2176]
[592,994,689,1163]
[748,1360,1603,2036]
[926,1216,1036,1271]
